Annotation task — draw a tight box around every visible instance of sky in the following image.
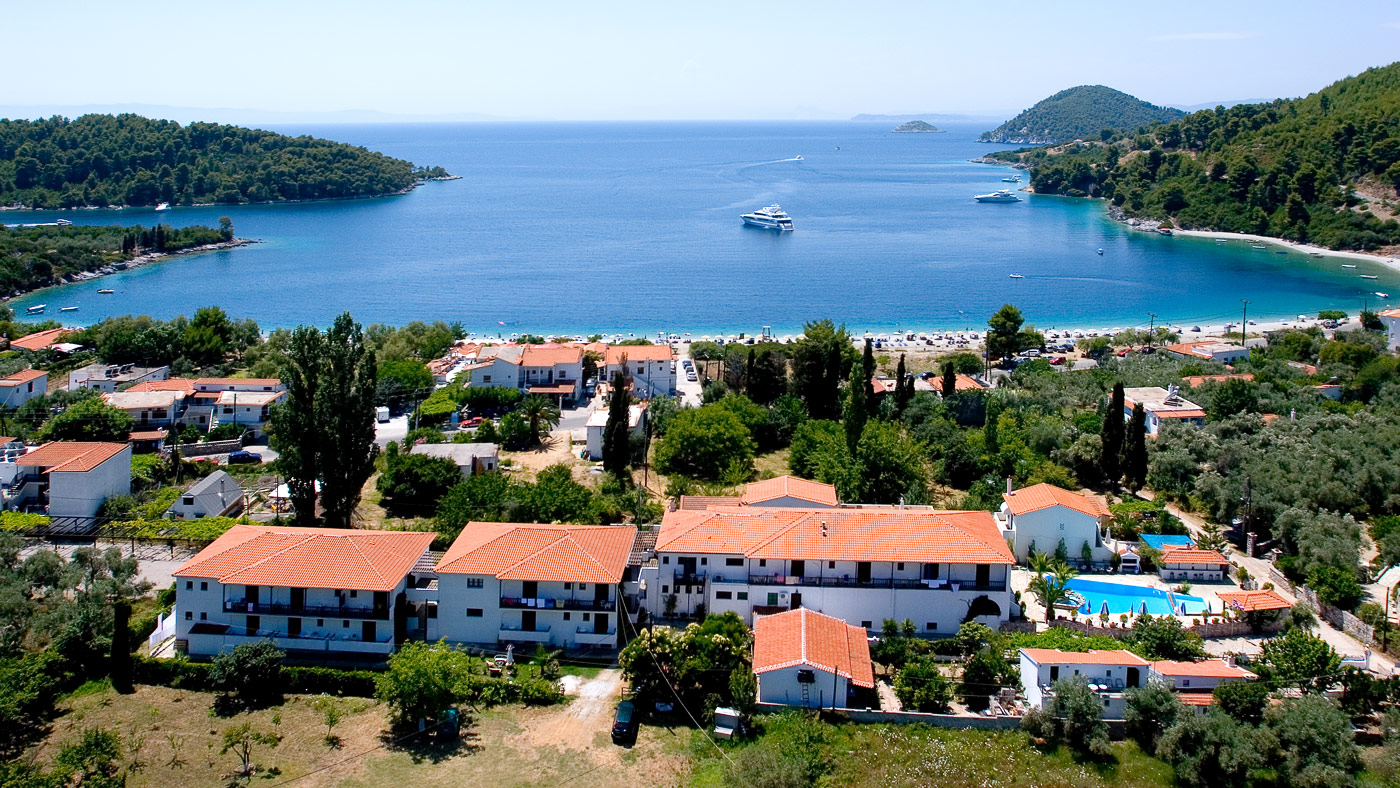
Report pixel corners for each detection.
[6,0,1400,122]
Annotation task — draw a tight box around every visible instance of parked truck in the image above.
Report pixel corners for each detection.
[376,406,390,423]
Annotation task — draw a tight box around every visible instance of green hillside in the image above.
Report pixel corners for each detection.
[979,85,1184,144]
[988,62,1400,250]
[0,114,450,209]
[0,222,230,293]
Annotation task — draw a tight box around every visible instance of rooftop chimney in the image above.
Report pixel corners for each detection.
[1006,477,1013,495]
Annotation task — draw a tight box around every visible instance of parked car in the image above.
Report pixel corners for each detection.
[1048,356,1065,365]
[686,371,697,382]
[226,451,260,465]
[611,701,637,744]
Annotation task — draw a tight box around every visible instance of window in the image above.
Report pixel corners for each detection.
[564,582,572,590]
[861,620,872,629]
[1182,679,1190,687]
[466,578,484,588]
[716,591,732,600]
[482,375,491,383]
[349,590,358,598]
[582,613,590,621]
[200,612,207,621]
[185,581,193,590]
[563,612,571,621]
[828,561,835,569]
[699,558,707,566]
[579,583,589,590]
[317,619,324,626]
[184,611,192,620]
[467,608,483,617]
[758,559,766,567]
[200,581,208,591]
[896,563,904,571]
[663,557,670,564]
[725,558,743,567]
[343,620,350,628]
[182,496,194,506]
[661,585,669,594]
[737,592,748,600]
[427,603,438,619]
[925,622,937,631]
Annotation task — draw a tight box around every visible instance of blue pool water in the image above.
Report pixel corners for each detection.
[9,121,1399,332]
[1064,577,1207,617]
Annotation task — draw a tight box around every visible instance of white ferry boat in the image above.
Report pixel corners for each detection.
[25,304,45,314]
[741,205,794,231]
[154,202,170,212]
[974,189,1021,203]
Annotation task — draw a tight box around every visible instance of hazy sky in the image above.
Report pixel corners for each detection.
[8,0,1399,121]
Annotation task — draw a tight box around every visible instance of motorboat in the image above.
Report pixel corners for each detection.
[974,189,1021,203]
[55,218,72,226]
[1342,264,1357,269]
[59,306,78,312]
[25,304,44,314]
[1001,174,1021,183]
[1009,274,1024,279]
[741,205,794,231]
[1250,244,1267,250]
[1096,248,1103,255]
[97,288,114,294]
[1360,274,1379,280]
[1378,292,1391,299]
[154,202,170,212]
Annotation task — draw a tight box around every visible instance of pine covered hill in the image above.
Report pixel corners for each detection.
[988,62,1400,251]
[0,222,228,294]
[979,85,1184,144]
[0,114,451,209]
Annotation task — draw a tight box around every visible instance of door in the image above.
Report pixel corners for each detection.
[790,560,805,580]
[522,581,538,601]
[1050,666,1060,681]
[857,562,871,584]
[374,590,389,616]
[976,564,990,589]
[246,615,260,636]
[1127,667,1141,688]
[922,563,940,581]
[362,621,376,642]
[595,582,609,608]
[678,557,697,579]
[288,617,301,638]
[790,593,802,611]
[290,587,305,612]
[522,610,537,632]
[245,585,260,609]
[594,613,609,634]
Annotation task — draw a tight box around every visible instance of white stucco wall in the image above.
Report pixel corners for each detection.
[1005,505,1110,564]
[758,665,849,709]
[47,447,131,519]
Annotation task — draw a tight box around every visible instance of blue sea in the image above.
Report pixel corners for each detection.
[8,121,1398,334]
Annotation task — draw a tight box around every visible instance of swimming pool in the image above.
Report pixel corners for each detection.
[1064,577,1207,617]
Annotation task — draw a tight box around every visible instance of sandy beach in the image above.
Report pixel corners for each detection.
[1173,228,1400,270]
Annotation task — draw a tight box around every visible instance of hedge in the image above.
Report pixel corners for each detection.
[130,656,380,697]
[0,512,52,531]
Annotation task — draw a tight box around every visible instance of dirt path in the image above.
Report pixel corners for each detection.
[503,430,578,476]
[511,670,623,759]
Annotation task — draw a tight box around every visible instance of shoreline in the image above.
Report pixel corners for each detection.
[3,238,256,303]
[0,176,458,214]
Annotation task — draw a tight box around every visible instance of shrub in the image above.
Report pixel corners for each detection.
[209,641,285,708]
[893,656,952,713]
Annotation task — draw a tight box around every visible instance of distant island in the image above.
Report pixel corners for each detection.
[978,86,1184,145]
[0,220,247,295]
[892,120,945,133]
[0,114,453,210]
[983,62,1400,252]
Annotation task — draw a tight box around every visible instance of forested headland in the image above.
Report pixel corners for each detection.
[979,85,1184,145]
[987,62,1400,251]
[0,220,234,294]
[0,114,451,209]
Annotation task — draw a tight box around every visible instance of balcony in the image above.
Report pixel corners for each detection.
[498,624,552,644]
[745,575,1006,592]
[674,572,707,588]
[185,626,393,656]
[499,596,616,612]
[223,599,390,620]
[573,627,617,647]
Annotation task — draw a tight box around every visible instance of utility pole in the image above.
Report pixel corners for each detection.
[1240,300,1249,343]
[1147,313,1157,348]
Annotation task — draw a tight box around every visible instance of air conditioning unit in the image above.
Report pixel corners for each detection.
[779,593,789,601]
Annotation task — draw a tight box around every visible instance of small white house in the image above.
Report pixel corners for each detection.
[7,442,131,521]
[103,389,185,429]
[604,344,675,398]
[584,403,647,460]
[0,369,47,408]
[1156,547,1230,582]
[999,482,1113,564]
[68,363,170,392]
[1149,660,1256,692]
[1381,309,1400,351]
[167,470,244,520]
[408,443,499,476]
[1019,648,1149,720]
[753,608,874,709]
[1123,386,1207,436]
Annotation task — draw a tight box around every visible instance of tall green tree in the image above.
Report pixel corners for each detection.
[1100,382,1124,484]
[987,304,1025,364]
[893,354,912,416]
[35,398,133,443]
[601,370,632,481]
[269,325,325,525]
[860,339,877,417]
[790,319,853,421]
[1122,402,1147,491]
[317,313,378,528]
[940,361,956,399]
[843,364,867,453]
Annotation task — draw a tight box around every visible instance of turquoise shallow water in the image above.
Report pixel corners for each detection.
[7,121,1398,332]
[1065,577,1208,617]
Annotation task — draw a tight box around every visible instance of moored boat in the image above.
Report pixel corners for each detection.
[25,304,45,314]
[974,189,1021,203]
[97,288,114,294]
[740,205,794,231]
[154,202,170,212]
[60,306,78,312]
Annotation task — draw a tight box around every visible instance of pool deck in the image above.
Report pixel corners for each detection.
[1012,568,1242,623]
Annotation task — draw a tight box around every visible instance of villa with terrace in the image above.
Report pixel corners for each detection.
[997,481,1113,565]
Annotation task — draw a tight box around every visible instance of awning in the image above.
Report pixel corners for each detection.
[529,384,575,395]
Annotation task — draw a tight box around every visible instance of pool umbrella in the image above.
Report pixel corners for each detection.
[1100,600,1110,617]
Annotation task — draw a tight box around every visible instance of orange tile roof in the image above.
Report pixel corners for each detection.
[1020,648,1150,667]
[657,508,1014,564]
[9,328,72,352]
[1159,547,1230,566]
[1183,374,1254,388]
[520,345,582,367]
[678,495,742,510]
[1152,660,1256,680]
[741,476,839,507]
[954,374,986,392]
[194,378,283,387]
[128,430,168,441]
[1003,483,1110,518]
[1217,589,1292,612]
[605,344,673,365]
[17,442,127,472]
[173,525,435,591]
[1379,308,1400,319]
[1157,409,1208,420]
[0,368,47,386]
[436,523,636,583]
[753,608,874,689]
[128,378,197,393]
[1178,693,1218,706]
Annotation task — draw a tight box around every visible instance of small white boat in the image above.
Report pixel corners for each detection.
[1096,248,1103,255]
[1360,275,1379,280]
[974,189,1021,203]
[1001,174,1021,183]
[59,306,78,312]
[1215,238,1227,243]
[55,218,72,226]
[793,155,804,161]
[1342,264,1357,269]
[25,304,45,314]
[1249,244,1267,250]
[97,288,114,294]
[1377,292,1390,298]
[154,202,170,212]
[741,205,794,231]
[1009,274,1024,279]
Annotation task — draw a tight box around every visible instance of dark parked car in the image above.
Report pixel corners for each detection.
[611,701,637,744]
[226,450,260,465]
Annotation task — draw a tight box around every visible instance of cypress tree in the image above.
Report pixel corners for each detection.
[844,364,868,453]
[941,361,956,399]
[894,354,911,416]
[111,601,131,693]
[317,313,378,529]
[602,370,632,482]
[1101,383,1125,485]
[861,339,877,417]
[745,348,756,394]
[1124,402,1148,490]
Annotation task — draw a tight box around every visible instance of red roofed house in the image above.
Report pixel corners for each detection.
[679,475,839,511]
[1122,386,1207,435]
[1161,341,1251,364]
[1217,588,1292,613]
[753,608,875,709]
[604,343,675,398]
[1019,648,1149,719]
[1156,547,1231,582]
[998,482,1113,565]
[0,368,47,408]
[434,522,637,650]
[9,327,72,353]
[1150,659,1256,693]
[171,525,437,660]
[646,506,1015,634]
[465,345,585,404]
[6,442,131,522]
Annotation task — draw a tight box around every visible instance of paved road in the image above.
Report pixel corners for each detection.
[673,346,703,407]
[375,414,410,447]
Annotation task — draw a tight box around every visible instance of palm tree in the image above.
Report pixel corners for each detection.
[518,395,561,446]
[1029,559,1079,622]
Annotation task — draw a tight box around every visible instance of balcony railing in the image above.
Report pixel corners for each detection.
[576,626,617,636]
[499,597,616,612]
[674,572,707,587]
[223,599,390,620]
[744,575,1006,592]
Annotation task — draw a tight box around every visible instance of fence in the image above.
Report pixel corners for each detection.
[174,438,244,457]
[147,609,177,651]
